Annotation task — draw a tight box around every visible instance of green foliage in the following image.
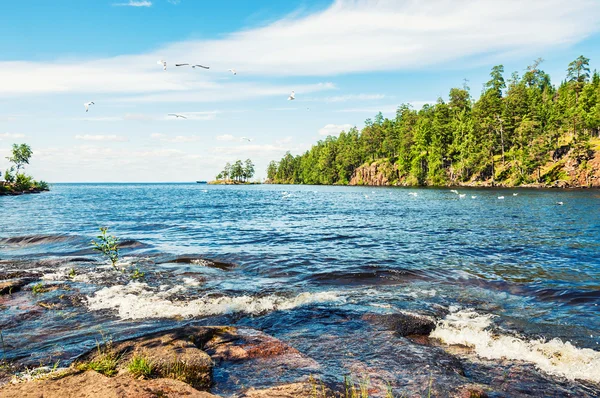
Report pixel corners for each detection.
[6,143,33,173]
[91,227,120,270]
[3,168,15,183]
[14,173,33,191]
[127,354,153,379]
[32,282,48,295]
[268,57,600,187]
[130,268,145,280]
[77,341,121,377]
[216,158,256,182]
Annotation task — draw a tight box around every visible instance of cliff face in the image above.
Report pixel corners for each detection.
[349,147,600,188]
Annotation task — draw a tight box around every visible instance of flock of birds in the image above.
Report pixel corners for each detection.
[359,189,565,205]
[82,61,297,143]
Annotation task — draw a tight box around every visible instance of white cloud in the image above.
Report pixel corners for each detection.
[113,1,152,7]
[336,101,433,114]
[318,94,386,103]
[74,134,128,142]
[318,123,354,136]
[0,133,26,140]
[2,0,594,99]
[215,134,236,141]
[150,133,201,143]
[163,111,219,120]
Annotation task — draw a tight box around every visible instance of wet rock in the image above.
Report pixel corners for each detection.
[452,384,488,398]
[0,278,33,295]
[240,382,325,397]
[362,312,436,336]
[0,370,221,398]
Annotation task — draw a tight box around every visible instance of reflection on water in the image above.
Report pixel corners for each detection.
[1,184,599,395]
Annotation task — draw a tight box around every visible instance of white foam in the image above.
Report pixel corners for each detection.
[182,277,201,286]
[430,309,600,383]
[86,282,341,320]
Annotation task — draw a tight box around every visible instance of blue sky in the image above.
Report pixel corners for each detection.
[1,0,600,182]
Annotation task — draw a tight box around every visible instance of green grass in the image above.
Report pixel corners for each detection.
[127,353,153,379]
[76,341,122,377]
[32,283,49,295]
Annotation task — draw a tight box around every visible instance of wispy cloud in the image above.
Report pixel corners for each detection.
[113,1,152,7]
[215,134,236,141]
[318,124,354,136]
[150,133,201,143]
[74,134,128,142]
[336,101,433,114]
[0,132,26,140]
[316,94,386,103]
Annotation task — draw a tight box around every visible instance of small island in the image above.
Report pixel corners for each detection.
[0,143,49,196]
[209,158,260,184]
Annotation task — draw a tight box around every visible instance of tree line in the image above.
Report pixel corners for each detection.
[1,143,49,194]
[267,56,599,186]
[216,159,256,182]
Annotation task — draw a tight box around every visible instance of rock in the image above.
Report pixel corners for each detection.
[0,370,221,398]
[362,312,436,336]
[240,382,324,398]
[452,384,488,398]
[81,328,214,390]
[0,278,33,295]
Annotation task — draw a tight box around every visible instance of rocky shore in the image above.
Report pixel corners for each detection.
[347,146,600,188]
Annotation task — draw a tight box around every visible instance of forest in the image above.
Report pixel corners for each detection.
[267,56,600,187]
[215,159,256,183]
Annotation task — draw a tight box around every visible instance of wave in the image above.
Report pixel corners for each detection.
[85,282,341,320]
[0,234,75,246]
[430,309,600,383]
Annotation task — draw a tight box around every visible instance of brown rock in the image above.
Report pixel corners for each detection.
[0,279,33,295]
[0,370,221,398]
[240,382,324,398]
[362,312,436,336]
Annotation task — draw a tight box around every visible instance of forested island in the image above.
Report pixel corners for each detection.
[0,143,49,195]
[267,57,600,188]
[210,159,258,184]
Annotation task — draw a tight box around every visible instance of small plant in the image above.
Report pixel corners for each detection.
[92,227,120,271]
[77,340,121,376]
[68,268,77,279]
[128,353,153,379]
[32,282,47,295]
[130,268,145,280]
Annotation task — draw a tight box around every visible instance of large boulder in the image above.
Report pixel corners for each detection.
[362,312,436,336]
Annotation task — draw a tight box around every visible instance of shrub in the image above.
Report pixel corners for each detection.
[92,227,120,270]
[14,173,33,191]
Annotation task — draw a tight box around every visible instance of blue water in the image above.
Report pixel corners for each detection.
[1,184,599,396]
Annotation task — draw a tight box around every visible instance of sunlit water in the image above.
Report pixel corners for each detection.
[1,184,599,396]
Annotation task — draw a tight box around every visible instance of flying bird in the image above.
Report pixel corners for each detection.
[240,137,253,142]
[157,60,167,71]
[471,195,477,199]
[409,192,418,197]
[459,194,466,199]
[84,102,95,112]
[513,193,518,196]
[168,113,187,119]
[288,91,295,101]
[228,68,237,75]
[556,201,564,206]
[450,189,459,194]
[176,63,210,70]
[498,196,505,200]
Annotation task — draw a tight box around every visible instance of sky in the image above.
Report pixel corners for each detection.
[1,0,600,182]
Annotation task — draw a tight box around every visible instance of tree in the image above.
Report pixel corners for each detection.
[243,159,255,182]
[267,161,278,181]
[231,160,244,182]
[223,162,231,180]
[7,143,33,173]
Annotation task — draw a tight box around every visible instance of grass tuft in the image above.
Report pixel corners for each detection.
[128,353,153,379]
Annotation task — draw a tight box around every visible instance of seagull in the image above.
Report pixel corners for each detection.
[168,113,187,119]
[157,60,167,71]
[228,68,237,75]
[240,137,253,142]
[498,196,505,200]
[471,195,477,199]
[409,192,418,197]
[450,189,459,194]
[175,63,210,70]
[556,201,564,206]
[288,91,295,101]
[84,102,95,112]
[459,194,466,199]
[513,193,518,196]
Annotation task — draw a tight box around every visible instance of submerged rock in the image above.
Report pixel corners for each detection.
[240,382,327,397]
[362,312,436,336]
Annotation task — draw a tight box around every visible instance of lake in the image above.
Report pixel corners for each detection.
[1,184,599,396]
